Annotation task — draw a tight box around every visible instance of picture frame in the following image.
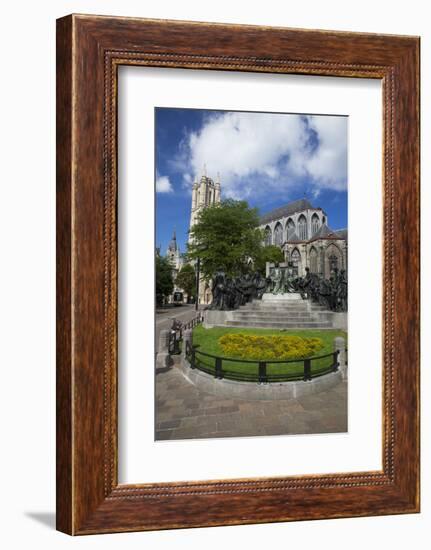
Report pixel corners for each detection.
[56,14,420,535]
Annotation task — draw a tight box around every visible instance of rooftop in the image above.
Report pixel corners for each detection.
[260,198,317,225]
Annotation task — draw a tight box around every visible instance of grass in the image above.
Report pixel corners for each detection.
[191,325,347,380]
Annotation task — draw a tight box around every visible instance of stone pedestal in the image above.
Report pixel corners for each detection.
[261,292,302,301]
[203,309,233,328]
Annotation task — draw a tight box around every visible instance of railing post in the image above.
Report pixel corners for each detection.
[182,329,192,360]
[303,358,311,381]
[333,351,339,372]
[190,346,196,369]
[172,331,180,355]
[259,361,267,384]
[334,336,347,380]
[215,357,223,379]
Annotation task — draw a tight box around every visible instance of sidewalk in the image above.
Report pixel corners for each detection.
[155,361,347,440]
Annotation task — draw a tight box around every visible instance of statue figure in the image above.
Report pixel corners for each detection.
[271,263,284,294]
[318,277,332,309]
[265,275,274,293]
[252,271,267,300]
[210,268,228,310]
[283,262,297,293]
[296,266,312,299]
[232,276,245,308]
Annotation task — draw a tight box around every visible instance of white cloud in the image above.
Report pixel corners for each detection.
[306,115,347,191]
[156,175,173,193]
[177,111,347,202]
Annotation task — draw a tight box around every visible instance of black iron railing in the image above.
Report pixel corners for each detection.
[168,312,204,354]
[185,341,339,383]
[182,311,204,331]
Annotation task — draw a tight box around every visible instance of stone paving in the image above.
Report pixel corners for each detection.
[155,359,347,441]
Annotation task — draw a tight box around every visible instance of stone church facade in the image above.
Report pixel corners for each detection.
[164,174,347,304]
[188,172,222,304]
[259,198,347,279]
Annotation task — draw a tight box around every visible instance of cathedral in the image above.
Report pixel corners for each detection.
[189,171,221,238]
[189,172,221,303]
[259,198,347,279]
[163,170,347,304]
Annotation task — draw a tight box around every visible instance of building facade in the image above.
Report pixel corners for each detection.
[188,172,222,304]
[165,230,185,303]
[259,198,347,279]
[189,172,221,238]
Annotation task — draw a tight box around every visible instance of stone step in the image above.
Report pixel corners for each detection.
[242,301,323,308]
[231,315,317,322]
[240,306,324,313]
[233,311,330,318]
[226,320,333,328]
[241,303,311,310]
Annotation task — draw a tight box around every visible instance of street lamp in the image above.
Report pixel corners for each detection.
[195,257,200,311]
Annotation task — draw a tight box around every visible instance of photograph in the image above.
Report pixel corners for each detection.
[155,107,348,441]
[0,1,422,543]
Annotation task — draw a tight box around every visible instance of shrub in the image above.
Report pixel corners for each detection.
[218,333,324,361]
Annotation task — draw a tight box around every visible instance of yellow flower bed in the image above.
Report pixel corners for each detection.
[218,333,324,361]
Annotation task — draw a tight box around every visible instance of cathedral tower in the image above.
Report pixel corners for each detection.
[189,170,221,241]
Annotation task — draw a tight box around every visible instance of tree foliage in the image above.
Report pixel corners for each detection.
[187,199,264,279]
[253,245,285,274]
[155,255,174,305]
[175,263,196,302]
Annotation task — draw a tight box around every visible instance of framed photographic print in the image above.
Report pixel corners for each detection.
[56,14,420,534]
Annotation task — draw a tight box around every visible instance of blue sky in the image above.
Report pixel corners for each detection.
[155,107,348,255]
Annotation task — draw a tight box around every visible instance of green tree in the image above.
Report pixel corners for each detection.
[155,255,174,305]
[187,199,263,279]
[253,244,285,274]
[175,263,196,302]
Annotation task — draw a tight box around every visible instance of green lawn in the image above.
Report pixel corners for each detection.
[191,325,347,381]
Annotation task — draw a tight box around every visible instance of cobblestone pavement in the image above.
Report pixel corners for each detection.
[155,361,347,441]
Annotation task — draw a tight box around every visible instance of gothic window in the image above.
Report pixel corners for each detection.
[309,246,318,273]
[298,214,307,240]
[264,226,272,246]
[325,243,342,277]
[291,248,301,277]
[329,254,338,272]
[274,222,283,246]
[286,218,295,239]
[311,213,320,235]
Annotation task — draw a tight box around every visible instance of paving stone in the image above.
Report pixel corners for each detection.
[154,366,347,441]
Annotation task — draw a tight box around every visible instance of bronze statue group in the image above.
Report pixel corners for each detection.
[210,264,347,313]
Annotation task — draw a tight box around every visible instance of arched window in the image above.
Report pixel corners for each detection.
[311,213,320,235]
[264,226,272,246]
[329,254,338,272]
[298,215,307,240]
[309,246,318,273]
[274,222,283,246]
[286,218,295,239]
[325,244,342,278]
[291,248,301,276]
